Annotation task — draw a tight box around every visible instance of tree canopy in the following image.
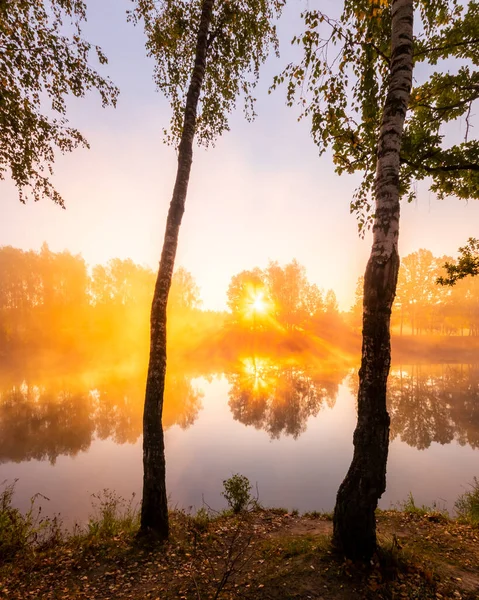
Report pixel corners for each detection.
[0,0,118,205]
[130,0,284,146]
[274,0,479,232]
[226,260,333,331]
[438,237,479,285]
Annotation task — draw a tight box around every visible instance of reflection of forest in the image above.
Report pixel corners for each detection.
[2,363,479,462]
[347,365,479,450]
[0,369,203,464]
[227,357,346,439]
[387,365,479,450]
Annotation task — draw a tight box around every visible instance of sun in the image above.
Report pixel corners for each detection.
[242,285,271,320]
[250,291,267,314]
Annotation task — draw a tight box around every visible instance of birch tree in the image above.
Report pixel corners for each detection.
[332,0,413,560]
[276,0,479,559]
[130,0,283,539]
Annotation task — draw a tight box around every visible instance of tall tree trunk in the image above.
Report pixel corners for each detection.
[332,0,413,561]
[140,0,215,538]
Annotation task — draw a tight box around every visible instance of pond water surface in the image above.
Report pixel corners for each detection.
[1,359,478,525]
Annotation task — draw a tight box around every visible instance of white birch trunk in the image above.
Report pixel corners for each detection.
[333,0,414,561]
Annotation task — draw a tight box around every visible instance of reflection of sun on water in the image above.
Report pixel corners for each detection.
[242,357,273,390]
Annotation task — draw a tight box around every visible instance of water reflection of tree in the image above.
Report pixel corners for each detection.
[0,370,203,464]
[227,357,342,439]
[387,365,479,450]
[0,385,94,464]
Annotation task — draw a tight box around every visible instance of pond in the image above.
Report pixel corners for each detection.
[1,358,478,525]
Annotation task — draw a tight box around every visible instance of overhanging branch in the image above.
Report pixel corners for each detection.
[400,157,479,173]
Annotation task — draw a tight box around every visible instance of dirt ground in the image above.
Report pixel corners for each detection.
[1,509,478,599]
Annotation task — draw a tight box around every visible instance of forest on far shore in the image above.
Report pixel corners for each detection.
[1,244,479,377]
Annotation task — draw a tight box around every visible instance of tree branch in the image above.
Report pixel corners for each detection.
[367,41,390,66]
[465,101,473,142]
[413,37,479,59]
[414,95,479,114]
[400,157,479,172]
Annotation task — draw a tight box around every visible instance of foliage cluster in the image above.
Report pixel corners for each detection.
[85,489,140,541]
[274,0,479,232]
[397,492,448,519]
[5,243,479,381]
[221,473,254,513]
[0,483,141,564]
[438,238,479,286]
[0,244,204,369]
[0,0,118,205]
[0,476,251,564]
[129,0,284,146]
[227,259,340,332]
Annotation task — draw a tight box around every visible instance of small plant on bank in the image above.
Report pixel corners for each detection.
[222,474,254,513]
[192,506,211,532]
[86,489,139,540]
[398,493,448,519]
[0,480,63,564]
[303,510,334,520]
[400,492,430,516]
[455,477,479,525]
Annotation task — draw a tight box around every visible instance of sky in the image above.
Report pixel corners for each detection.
[2,0,479,312]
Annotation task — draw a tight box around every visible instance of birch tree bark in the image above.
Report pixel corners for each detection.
[278,0,479,561]
[332,0,414,561]
[140,0,215,538]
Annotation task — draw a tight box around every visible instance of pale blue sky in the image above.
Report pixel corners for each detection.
[2,0,478,310]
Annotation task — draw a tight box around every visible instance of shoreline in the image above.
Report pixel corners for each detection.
[1,487,478,599]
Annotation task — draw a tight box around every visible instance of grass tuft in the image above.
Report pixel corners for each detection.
[0,480,63,564]
[267,507,289,515]
[303,510,333,520]
[397,493,448,520]
[455,477,479,525]
[84,489,139,541]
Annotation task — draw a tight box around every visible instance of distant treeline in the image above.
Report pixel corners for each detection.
[1,245,479,373]
[0,245,350,371]
[0,244,217,372]
[351,249,479,336]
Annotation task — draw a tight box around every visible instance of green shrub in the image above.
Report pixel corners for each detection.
[455,477,479,525]
[222,474,253,513]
